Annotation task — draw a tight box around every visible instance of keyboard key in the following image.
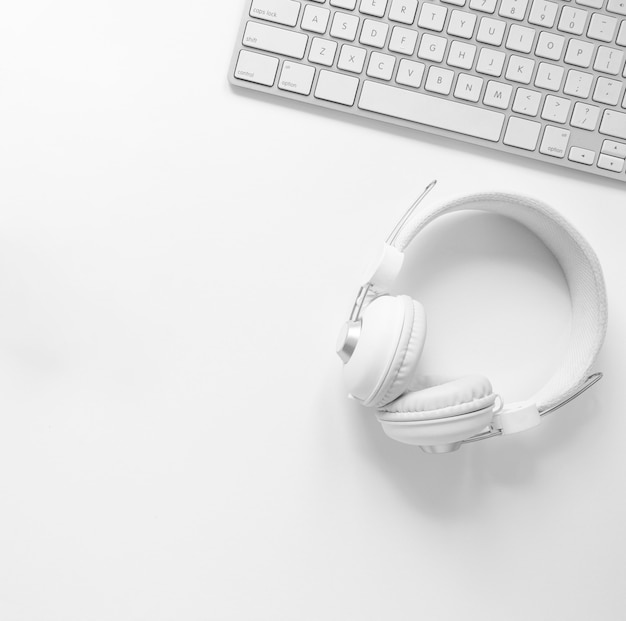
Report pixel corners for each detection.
[587,14,618,42]
[598,153,625,171]
[360,19,389,48]
[535,62,564,91]
[301,6,331,33]
[607,0,626,15]
[418,34,448,62]
[447,41,477,69]
[469,0,498,13]
[418,3,448,31]
[512,87,541,115]
[569,146,595,164]
[315,70,360,105]
[564,40,594,67]
[338,44,367,73]
[243,21,308,59]
[250,0,301,27]
[360,0,389,17]
[576,0,603,8]
[477,17,506,45]
[541,95,571,123]
[503,116,541,149]
[309,37,338,66]
[535,31,565,61]
[330,12,361,41]
[499,0,529,21]
[618,22,626,46]
[425,66,455,94]
[564,70,594,97]
[540,126,570,158]
[367,52,396,80]
[476,48,506,76]
[447,10,477,38]
[571,102,600,130]
[506,55,535,84]
[600,109,626,139]
[506,25,535,53]
[602,139,626,156]
[594,47,624,75]
[558,6,589,35]
[454,73,484,101]
[278,61,316,94]
[389,26,419,54]
[358,80,505,141]
[593,77,623,105]
[331,0,358,8]
[389,0,419,23]
[234,50,279,86]
[528,0,558,28]
[396,59,426,87]
[484,80,513,108]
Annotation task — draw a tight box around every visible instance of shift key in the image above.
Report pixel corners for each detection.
[243,21,308,60]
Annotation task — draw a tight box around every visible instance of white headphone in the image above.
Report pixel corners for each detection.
[336,183,608,453]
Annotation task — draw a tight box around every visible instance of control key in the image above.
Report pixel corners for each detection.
[234,50,279,86]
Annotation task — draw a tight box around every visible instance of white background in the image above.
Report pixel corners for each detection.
[1,2,625,620]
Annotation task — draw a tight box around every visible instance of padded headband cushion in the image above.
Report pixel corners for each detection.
[369,296,427,408]
[377,375,496,422]
[390,192,607,413]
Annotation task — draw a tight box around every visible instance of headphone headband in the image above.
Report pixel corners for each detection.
[387,190,607,415]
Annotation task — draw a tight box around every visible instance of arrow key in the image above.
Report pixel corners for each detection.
[598,153,625,172]
[569,146,596,165]
[601,139,626,157]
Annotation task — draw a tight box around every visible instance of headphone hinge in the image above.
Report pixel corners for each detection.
[493,402,541,435]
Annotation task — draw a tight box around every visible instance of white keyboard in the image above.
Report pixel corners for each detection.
[229,0,626,182]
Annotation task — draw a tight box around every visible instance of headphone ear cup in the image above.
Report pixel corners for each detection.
[377,375,496,422]
[342,295,426,407]
[369,296,427,408]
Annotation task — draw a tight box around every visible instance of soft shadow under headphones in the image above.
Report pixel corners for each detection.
[336,183,607,454]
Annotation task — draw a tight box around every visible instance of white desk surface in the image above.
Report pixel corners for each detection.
[0,3,625,620]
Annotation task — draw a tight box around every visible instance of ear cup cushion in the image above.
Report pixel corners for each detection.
[377,375,496,422]
[343,295,418,405]
[368,296,427,408]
